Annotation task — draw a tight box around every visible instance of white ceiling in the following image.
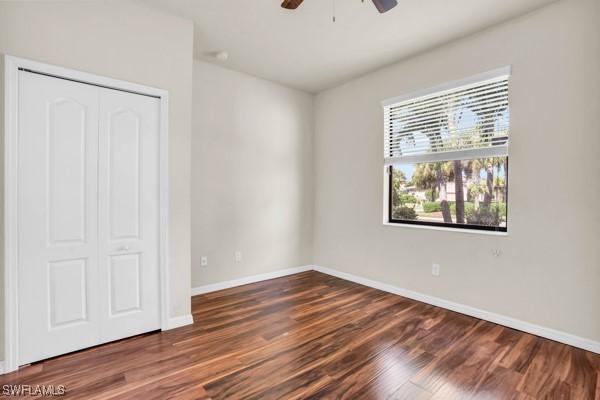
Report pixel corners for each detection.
[140,0,556,93]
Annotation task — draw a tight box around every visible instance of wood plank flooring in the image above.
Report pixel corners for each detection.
[1,271,598,399]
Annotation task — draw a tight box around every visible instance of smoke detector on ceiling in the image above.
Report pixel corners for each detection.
[214,51,229,61]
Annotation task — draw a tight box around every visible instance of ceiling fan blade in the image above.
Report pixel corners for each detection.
[371,0,398,13]
[281,0,304,10]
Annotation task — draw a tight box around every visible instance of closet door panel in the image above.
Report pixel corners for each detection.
[48,98,87,244]
[18,71,100,365]
[98,89,161,342]
[108,109,141,240]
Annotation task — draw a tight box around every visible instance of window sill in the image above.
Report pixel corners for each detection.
[382,222,508,236]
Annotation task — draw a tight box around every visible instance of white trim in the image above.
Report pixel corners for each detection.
[382,222,508,236]
[3,55,171,374]
[381,66,512,107]
[312,265,600,355]
[0,361,5,375]
[8,57,169,98]
[158,82,170,332]
[188,264,598,353]
[166,314,194,330]
[4,56,20,374]
[384,145,509,166]
[191,266,313,296]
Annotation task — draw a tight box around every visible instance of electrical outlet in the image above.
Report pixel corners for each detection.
[432,263,440,276]
[200,256,208,267]
[492,249,502,257]
[235,251,242,263]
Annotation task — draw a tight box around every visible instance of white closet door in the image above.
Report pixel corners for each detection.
[18,71,101,365]
[97,89,161,342]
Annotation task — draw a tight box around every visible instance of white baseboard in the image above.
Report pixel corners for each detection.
[191,265,313,296]
[0,361,4,375]
[312,265,600,355]
[165,314,194,330]
[187,264,599,354]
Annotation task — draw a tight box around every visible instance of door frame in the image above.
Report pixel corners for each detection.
[3,55,171,373]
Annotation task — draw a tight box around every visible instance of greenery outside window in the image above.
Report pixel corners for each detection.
[383,69,510,232]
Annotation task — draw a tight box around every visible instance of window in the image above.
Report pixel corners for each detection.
[383,68,510,232]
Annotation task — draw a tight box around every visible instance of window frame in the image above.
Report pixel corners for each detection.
[386,163,508,233]
[382,67,511,234]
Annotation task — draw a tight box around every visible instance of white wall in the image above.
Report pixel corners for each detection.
[0,0,596,364]
[314,0,600,342]
[191,61,314,287]
[0,0,194,358]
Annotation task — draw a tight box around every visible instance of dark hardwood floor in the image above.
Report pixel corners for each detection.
[1,271,599,399]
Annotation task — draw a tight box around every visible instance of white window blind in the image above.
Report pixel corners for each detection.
[383,70,510,165]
